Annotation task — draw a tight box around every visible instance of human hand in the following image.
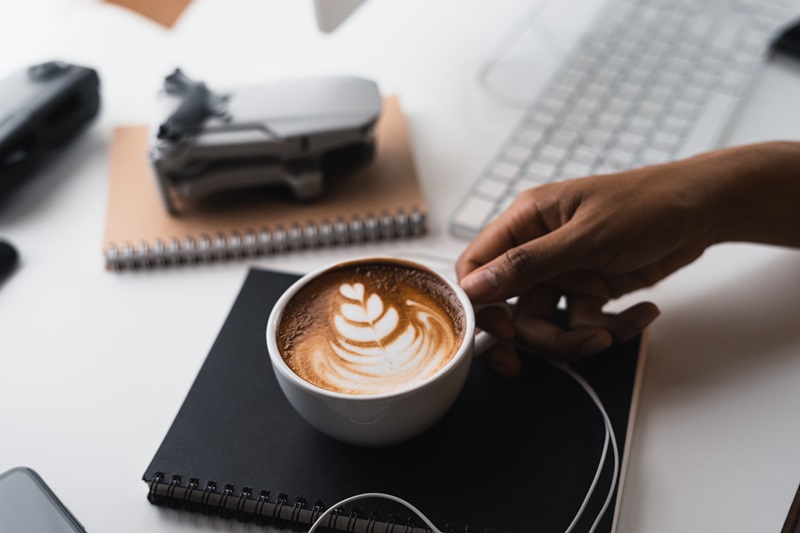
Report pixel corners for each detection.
[456,152,734,377]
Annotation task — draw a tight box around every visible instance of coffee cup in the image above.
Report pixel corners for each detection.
[266,256,479,447]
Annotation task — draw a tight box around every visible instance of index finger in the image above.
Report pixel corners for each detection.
[455,195,550,280]
[456,200,584,303]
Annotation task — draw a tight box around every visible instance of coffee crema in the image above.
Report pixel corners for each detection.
[276,260,466,395]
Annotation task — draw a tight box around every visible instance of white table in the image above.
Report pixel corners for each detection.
[2,1,800,532]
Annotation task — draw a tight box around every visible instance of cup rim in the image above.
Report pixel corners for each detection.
[266,255,475,401]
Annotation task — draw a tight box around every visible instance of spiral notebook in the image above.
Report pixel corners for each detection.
[102,96,426,271]
[143,267,647,533]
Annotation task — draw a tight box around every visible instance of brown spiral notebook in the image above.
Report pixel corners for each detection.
[103,0,193,28]
[143,266,647,533]
[102,96,426,271]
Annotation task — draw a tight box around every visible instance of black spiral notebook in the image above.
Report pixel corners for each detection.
[143,267,647,533]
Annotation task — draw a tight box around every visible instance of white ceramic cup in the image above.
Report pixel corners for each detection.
[266,256,478,447]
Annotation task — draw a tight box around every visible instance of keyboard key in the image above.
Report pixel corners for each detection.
[686,15,713,36]
[628,115,657,134]
[540,145,568,162]
[512,179,538,195]
[639,146,673,165]
[662,114,691,133]
[607,147,637,167]
[504,144,533,163]
[517,127,545,146]
[476,178,509,199]
[635,101,663,121]
[711,22,739,51]
[490,161,521,181]
[674,92,737,160]
[561,161,593,179]
[583,127,614,147]
[524,160,558,181]
[652,130,681,149]
[551,129,580,148]
[597,112,624,130]
[451,197,497,233]
[619,131,647,148]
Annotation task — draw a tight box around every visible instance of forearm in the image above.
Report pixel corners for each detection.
[698,141,800,248]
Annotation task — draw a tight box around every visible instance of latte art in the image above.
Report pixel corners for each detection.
[321,282,458,393]
[277,261,466,395]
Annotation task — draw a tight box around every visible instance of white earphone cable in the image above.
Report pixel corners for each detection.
[307,360,619,533]
[558,362,620,533]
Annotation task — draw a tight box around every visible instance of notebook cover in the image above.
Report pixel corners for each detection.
[102,96,426,269]
[143,267,645,533]
[782,481,800,533]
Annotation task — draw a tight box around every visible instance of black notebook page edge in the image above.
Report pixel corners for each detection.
[143,267,644,533]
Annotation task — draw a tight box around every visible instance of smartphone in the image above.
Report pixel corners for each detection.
[0,467,86,532]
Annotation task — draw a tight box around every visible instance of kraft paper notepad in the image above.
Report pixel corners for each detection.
[104,0,193,28]
[102,96,426,271]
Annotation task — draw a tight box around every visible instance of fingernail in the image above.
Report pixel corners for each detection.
[635,307,661,329]
[581,334,612,356]
[460,268,497,300]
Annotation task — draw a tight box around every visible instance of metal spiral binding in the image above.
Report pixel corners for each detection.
[236,486,252,522]
[105,207,426,271]
[346,507,361,532]
[145,473,452,532]
[290,497,307,531]
[200,480,217,515]
[309,500,325,528]
[146,472,163,505]
[272,493,289,530]
[219,484,235,519]
[254,490,271,526]
[166,475,182,509]
[328,507,343,532]
[183,478,199,512]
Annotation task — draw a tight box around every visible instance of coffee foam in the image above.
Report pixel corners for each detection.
[277,262,466,395]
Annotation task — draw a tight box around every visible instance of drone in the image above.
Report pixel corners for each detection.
[150,69,382,214]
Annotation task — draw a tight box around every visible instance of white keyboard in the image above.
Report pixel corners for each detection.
[450,0,796,240]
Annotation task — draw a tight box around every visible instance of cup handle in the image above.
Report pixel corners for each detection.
[472,301,513,357]
[474,330,496,357]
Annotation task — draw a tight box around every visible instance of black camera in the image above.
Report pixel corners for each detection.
[0,61,100,199]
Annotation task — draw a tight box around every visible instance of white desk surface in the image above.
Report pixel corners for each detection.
[2,1,800,532]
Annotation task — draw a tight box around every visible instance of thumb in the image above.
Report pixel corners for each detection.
[460,226,581,303]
